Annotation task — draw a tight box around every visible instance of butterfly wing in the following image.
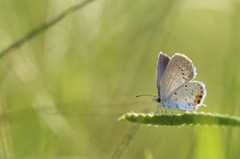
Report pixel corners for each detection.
[160,53,196,100]
[167,81,206,110]
[156,52,170,97]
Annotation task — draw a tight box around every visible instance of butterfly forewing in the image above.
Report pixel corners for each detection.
[160,53,196,100]
[168,81,206,110]
[156,53,170,97]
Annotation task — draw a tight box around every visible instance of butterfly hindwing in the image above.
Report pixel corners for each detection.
[160,53,196,100]
[156,52,171,97]
[168,81,206,110]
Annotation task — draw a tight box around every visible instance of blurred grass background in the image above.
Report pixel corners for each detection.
[0,0,240,158]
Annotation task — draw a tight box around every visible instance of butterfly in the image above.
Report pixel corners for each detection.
[137,52,206,114]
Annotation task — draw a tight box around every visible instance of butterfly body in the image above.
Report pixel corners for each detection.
[155,52,206,111]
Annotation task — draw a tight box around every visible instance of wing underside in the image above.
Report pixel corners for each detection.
[156,52,170,97]
[160,53,196,99]
[168,81,206,110]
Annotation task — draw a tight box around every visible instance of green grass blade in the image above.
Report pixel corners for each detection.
[0,0,94,58]
[118,112,240,126]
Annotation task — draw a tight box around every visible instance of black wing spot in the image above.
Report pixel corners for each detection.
[185,85,187,87]
[175,92,178,95]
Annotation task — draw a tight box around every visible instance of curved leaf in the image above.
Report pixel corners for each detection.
[118,112,240,126]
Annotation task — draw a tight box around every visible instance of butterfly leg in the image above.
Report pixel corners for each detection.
[155,105,160,115]
[164,107,168,115]
[163,108,168,120]
[171,109,174,116]
[160,106,163,115]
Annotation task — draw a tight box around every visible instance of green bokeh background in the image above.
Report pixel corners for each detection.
[0,0,240,159]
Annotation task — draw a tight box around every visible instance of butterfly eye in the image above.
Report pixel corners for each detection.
[155,98,161,103]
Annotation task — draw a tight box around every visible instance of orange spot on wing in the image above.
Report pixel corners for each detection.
[193,93,203,105]
[194,99,201,104]
[196,94,203,99]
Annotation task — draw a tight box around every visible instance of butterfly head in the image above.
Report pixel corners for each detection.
[155,97,161,103]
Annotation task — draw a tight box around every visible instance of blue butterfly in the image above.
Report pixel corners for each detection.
[137,52,206,114]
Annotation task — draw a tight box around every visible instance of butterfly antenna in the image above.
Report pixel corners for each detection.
[136,95,157,98]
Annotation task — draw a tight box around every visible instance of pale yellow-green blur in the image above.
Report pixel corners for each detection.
[0,0,239,159]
